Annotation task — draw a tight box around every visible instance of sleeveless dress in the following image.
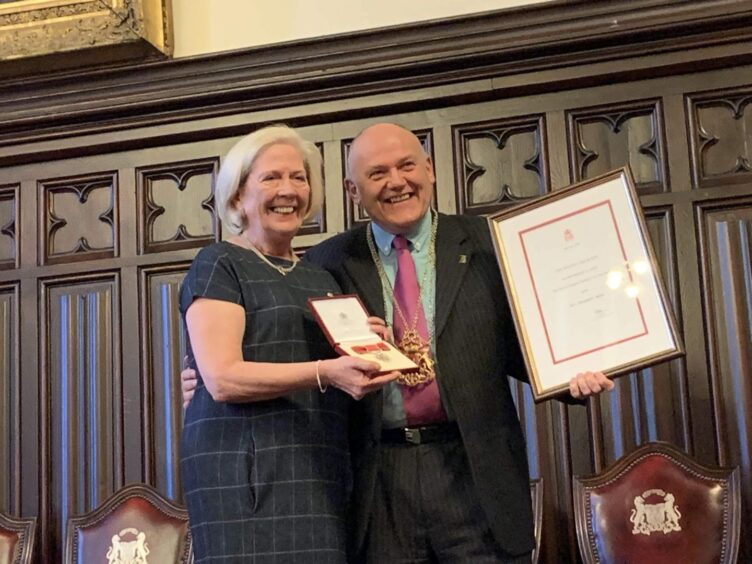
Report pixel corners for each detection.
[179,242,350,564]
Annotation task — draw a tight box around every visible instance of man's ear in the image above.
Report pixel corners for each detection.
[344,178,361,204]
[425,155,436,184]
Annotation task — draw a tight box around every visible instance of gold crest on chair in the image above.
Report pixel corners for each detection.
[629,488,682,536]
[106,527,151,564]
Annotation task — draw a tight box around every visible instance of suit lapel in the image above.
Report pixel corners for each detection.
[342,217,472,338]
[434,214,473,338]
[342,226,385,424]
[343,227,385,319]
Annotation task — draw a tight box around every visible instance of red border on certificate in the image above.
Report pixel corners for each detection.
[518,199,649,364]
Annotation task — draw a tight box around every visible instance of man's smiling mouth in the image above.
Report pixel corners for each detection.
[386,193,412,204]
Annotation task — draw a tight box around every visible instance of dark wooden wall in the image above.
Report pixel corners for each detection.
[0,1,750,561]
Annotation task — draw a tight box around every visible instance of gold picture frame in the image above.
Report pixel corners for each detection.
[0,0,172,77]
[488,167,684,401]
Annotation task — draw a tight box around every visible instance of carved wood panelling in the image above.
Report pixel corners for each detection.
[297,142,327,236]
[453,116,549,215]
[567,100,668,194]
[0,184,17,270]
[140,264,189,501]
[512,381,579,562]
[341,130,434,228]
[589,208,689,469]
[695,195,752,561]
[40,274,121,563]
[1,1,751,155]
[696,196,752,471]
[687,87,752,188]
[137,158,220,254]
[38,172,118,265]
[0,283,18,515]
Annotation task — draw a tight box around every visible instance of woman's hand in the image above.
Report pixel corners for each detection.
[320,356,399,400]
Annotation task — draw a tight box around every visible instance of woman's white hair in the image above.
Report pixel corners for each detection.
[216,124,324,235]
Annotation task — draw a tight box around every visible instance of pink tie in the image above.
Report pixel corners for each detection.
[392,235,446,425]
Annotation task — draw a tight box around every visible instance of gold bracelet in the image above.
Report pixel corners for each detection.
[316,360,327,393]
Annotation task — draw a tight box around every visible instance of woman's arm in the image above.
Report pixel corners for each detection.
[186,297,398,402]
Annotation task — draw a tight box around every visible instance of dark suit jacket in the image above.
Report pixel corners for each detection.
[305,213,535,558]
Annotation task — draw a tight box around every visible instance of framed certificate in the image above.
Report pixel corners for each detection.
[488,167,684,401]
[308,294,419,375]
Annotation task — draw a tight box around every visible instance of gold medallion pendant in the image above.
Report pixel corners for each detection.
[398,329,436,386]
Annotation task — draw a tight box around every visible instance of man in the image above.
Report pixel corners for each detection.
[182,123,612,563]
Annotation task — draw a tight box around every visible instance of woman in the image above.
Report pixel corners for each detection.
[180,125,397,563]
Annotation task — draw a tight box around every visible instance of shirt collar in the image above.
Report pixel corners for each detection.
[371,210,433,256]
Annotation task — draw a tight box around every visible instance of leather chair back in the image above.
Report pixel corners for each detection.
[0,513,36,564]
[64,483,191,564]
[573,442,740,564]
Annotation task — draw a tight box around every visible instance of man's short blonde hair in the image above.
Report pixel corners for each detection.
[216,125,324,234]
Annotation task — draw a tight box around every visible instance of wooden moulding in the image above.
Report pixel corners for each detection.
[0,0,172,78]
[0,0,751,156]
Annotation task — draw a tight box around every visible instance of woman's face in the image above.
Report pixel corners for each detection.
[236,142,311,248]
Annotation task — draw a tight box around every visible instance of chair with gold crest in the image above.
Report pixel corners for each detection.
[573,441,740,564]
[0,512,36,564]
[64,482,192,564]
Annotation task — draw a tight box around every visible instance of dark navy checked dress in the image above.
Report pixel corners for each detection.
[179,241,351,564]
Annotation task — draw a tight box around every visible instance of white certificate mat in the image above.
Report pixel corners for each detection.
[489,168,683,400]
[310,295,374,343]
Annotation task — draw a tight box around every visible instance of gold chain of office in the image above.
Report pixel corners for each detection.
[366,212,438,386]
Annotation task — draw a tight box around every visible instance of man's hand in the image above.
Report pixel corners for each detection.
[569,371,615,399]
[181,356,197,408]
[366,316,394,344]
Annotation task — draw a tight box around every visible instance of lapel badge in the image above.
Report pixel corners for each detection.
[458,255,467,264]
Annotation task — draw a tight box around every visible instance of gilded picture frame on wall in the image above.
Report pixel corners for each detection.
[0,0,172,77]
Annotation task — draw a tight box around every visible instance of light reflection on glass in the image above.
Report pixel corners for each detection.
[632,260,650,275]
[607,270,623,290]
[608,260,651,294]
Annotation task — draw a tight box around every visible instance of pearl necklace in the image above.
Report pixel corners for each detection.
[239,234,299,276]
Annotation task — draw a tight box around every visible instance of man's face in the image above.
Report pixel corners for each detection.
[345,124,435,235]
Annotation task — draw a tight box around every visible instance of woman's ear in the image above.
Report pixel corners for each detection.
[303,163,313,214]
[231,190,247,228]
[231,187,244,210]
